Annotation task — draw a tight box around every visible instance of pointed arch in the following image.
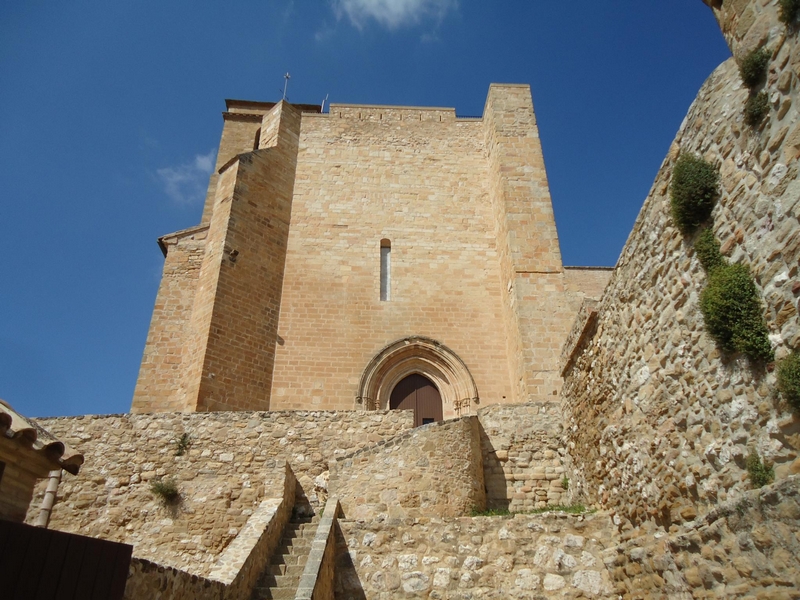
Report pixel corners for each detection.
[356,336,479,416]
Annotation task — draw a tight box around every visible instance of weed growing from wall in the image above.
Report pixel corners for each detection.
[174,433,192,456]
[745,450,774,488]
[694,228,725,273]
[739,47,770,89]
[779,0,800,25]
[150,477,180,504]
[744,91,770,127]
[670,154,720,234]
[777,351,800,411]
[700,263,774,362]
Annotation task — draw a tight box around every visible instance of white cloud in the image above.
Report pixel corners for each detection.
[333,0,457,29]
[157,150,216,205]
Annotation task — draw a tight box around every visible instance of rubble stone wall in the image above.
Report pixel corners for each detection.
[329,416,485,521]
[562,0,800,530]
[29,410,411,575]
[477,402,573,511]
[336,512,617,599]
[606,475,800,599]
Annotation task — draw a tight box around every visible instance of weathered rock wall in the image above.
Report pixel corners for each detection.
[329,416,485,521]
[335,512,617,599]
[28,410,411,574]
[561,0,800,530]
[477,402,573,511]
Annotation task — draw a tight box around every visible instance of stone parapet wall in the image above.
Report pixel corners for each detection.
[29,410,411,574]
[336,512,617,599]
[329,416,485,521]
[562,1,800,530]
[478,402,573,511]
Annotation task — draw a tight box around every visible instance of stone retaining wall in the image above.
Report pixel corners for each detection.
[124,460,294,600]
[561,25,800,529]
[477,402,573,511]
[329,416,485,521]
[29,410,411,573]
[335,511,617,599]
[607,475,800,599]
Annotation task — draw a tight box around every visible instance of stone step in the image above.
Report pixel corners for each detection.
[274,540,312,556]
[274,553,308,567]
[252,586,297,600]
[266,563,306,577]
[258,574,301,589]
[250,516,319,600]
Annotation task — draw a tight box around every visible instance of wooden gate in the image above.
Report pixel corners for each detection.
[390,373,443,427]
[0,519,132,600]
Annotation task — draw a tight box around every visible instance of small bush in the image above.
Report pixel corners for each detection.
[779,0,800,24]
[700,263,774,362]
[744,91,770,127]
[670,154,720,234]
[777,351,800,411]
[174,433,192,456]
[561,475,569,490]
[694,228,724,273]
[150,477,180,504]
[739,47,770,89]
[746,450,774,488]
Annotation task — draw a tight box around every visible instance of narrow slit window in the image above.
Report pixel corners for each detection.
[380,239,391,301]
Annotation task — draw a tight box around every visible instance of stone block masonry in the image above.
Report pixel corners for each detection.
[133,84,604,416]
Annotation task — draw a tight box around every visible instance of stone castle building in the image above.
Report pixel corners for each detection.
[131,84,610,421]
[18,2,800,598]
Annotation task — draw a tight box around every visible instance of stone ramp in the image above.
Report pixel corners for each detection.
[252,515,320,600]
[336,510,619,599]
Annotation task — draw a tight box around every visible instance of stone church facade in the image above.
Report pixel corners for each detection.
[131,84,611,419]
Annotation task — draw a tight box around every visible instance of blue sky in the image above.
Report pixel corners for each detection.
[0,1,731,417]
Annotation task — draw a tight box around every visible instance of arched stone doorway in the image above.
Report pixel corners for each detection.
[390,373,443,427]
[356,336,479,420]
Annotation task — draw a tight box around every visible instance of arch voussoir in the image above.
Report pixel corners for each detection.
[356,336,479,418]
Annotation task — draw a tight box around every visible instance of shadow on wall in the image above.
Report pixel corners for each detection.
[334,520,367,599]
[478,420,511,511]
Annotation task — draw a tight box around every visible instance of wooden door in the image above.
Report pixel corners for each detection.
[389,374,442,427]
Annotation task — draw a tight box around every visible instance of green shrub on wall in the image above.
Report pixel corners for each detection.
[778,351,800,410]
[744,91,770,127]
[670,154,720,234]
[694,227,725,273]
[151,477,180,504]
[700,263,774,362]
[739,47,770,89]
[780,0,800,25]
[746,450,774,488]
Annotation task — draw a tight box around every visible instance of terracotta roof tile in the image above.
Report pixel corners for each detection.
[0,400,84,475]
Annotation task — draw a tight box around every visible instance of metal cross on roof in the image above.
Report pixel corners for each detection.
[282,72,291,101]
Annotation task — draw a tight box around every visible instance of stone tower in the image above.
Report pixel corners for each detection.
[131,85,609,416]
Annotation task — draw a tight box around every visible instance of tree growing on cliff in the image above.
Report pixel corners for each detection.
[670,154,719,234]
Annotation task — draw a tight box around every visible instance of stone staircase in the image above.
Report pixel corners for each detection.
[251,514,319,600]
